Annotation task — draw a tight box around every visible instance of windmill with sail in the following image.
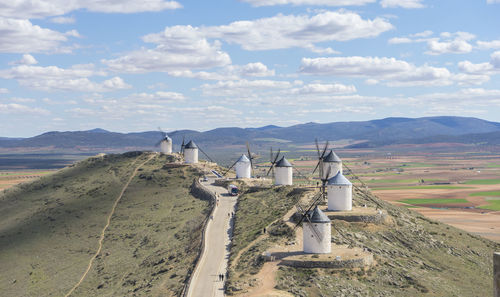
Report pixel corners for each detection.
[155,127,172,154]
[293,192,331,254]
[223,142,255,179]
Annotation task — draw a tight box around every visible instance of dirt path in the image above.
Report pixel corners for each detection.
[232,191,314,268]
[64,154,155,297]
[234,191,315,297]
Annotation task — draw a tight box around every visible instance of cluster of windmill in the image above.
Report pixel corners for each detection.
[156,128,213,164]
[291,140,355,254]
[156,130,354,255]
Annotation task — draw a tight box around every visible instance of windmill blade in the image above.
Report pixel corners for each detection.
[303,214,323,243]
[266,163,275,176]
[155,140,162,147]
[198,146,214,163]
[181,136,185,153]
[323,165,332,182]
[271,148,281,175]
[223,159,239,176]
[312,160,321,174]
[315,138,321,158]
[157,127,167,138]
[293,192,323,229]
[320,141,329,158]
[246,142,253,172]
[266,148,281,176]
[273,148,281,163]
[293,166,308,180]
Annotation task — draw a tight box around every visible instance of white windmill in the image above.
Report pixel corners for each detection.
[312,139,342,181]
[294,193,331,254]
[266,148,306,186]
[184,140,198,163]
[155,127,172,154]
[274,156,293,185]
[327,171,353,211]
[183,140,214,164]
[223,142,255,179]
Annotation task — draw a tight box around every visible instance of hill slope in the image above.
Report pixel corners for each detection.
[0,152,211,296]
[226,184,500,296]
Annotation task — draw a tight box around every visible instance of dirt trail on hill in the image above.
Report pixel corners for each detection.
[64,154,155,297]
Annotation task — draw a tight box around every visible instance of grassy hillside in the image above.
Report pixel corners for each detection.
[0,152,211,296]
[227,185,500,296]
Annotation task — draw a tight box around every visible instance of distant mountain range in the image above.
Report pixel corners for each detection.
[1,116,500,151]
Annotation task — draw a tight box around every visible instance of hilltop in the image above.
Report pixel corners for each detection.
[0,152,217,296]
[2,116,500,154]
[225,182,500,296]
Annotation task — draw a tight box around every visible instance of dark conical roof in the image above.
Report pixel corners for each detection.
[275,156,292,167]
[162,135,172,142]
[327,171,352,186]
[323,150,341,163]
[236,154,250,163]
[184,140,198,149]
[308,206,330,223]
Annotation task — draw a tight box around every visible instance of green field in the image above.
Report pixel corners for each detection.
[486,163,500,168]
[365,178,441,184]
[399,198,470,205]
[373,185,468,190]
[464,179,500,185]
[470,191,500,197]
[399,162,438,168]
[478,199,500,211]
[0,171,55,176]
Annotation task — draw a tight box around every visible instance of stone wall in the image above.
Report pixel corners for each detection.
[328,212,387,224]
[280,254,373,269]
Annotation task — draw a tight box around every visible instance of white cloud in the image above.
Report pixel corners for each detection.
[0,1,181,19]
[388,37,412,44]
[425,32,475,55]
[50,16,75,24]
[225,62,275,77]
[241,0,375,7]
[9,97,36,103]
[389,31,477,55]
[105,11,391,74]
[477,40,500,50]
[0,64,130,92]
[380,0,425,8]
[410,30,433,38]
[290,82,356,94]
[299,56,454,87]
[0,103,50,115]
[103,25,231,73]
[0,18,71,53]
[426,38,473,55]
[10,54,38,65]
[129,91,186,102]
[200,79,294,96]
[487,0,500,3]
[459,51,500,75]
[201,11,393,51]
[0,88,8,93]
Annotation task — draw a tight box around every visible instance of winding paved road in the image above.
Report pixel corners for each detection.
[187,177,237,297]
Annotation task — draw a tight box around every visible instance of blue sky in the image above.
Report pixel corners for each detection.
[1,0,500,137]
